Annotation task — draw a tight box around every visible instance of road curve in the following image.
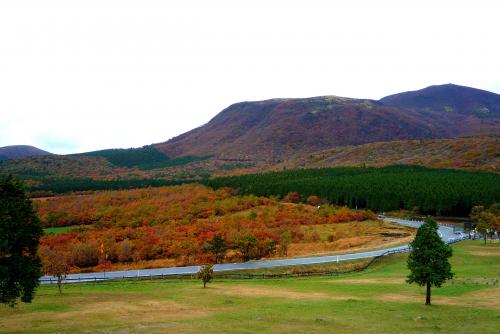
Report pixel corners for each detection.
[40,218,465,284]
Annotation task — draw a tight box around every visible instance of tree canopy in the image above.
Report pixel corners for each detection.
[470,204,500,243]
[205,165,500,216]
[203,235,228,264]
[197,264,214,288]
[0,175,43,306]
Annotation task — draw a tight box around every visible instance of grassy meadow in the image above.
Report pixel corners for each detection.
[43,225,75,235]
[1,240,499,333]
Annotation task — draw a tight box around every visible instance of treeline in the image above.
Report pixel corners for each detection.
[27,178,195,196]
[139,155,210,170]
[74,145,209,170]
[205,165,500,216]
[74,146,169,168]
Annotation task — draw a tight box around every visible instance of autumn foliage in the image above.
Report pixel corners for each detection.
[36,185,375,272]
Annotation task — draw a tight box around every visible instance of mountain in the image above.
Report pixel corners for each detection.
[1,84,499,192]
[0,145,52,161]
[156,84,500,160]
[380,83,500,116]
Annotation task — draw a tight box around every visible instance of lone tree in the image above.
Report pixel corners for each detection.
[407,217,453,305]
[197,264,214,288]
[40,246,70,294]
[0,175,43,306]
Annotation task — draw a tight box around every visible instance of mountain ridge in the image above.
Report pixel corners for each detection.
[155,84,500,160]
[380,83,500,116]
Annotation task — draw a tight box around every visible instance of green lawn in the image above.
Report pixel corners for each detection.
[43,226,76,235]
[1,240,499,334]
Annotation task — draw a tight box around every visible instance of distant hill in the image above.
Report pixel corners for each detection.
[74,146,171,168]
[73,145,208,170]
[0,145,52,161]
[380,84,500,116]
[275,136,500,173]
[156,84,500,161]
[0,146,214,181]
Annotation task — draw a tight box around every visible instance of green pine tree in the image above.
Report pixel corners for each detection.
[407,217,454,305]
[203,235,227,264]
[0,175,43,307]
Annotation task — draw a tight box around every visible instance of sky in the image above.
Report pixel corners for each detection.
[1,0,499,154]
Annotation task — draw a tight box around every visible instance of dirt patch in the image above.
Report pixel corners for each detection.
[286,237,372,257]
[470,250,500,257]
[334,277,406,284]
[214,285,349,301]
[284,235,414,258]
[460,287,500,308]
[61,299,210,321]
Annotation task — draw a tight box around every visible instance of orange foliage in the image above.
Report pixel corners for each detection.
[37,184,374,272]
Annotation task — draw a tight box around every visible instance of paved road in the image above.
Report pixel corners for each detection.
[40,218,465,284]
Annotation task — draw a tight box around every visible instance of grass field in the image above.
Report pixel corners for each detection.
[1,240,499,333]
[43,226,76,235]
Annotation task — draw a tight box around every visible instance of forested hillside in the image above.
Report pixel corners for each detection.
[35,185,400,273]
[74,145,209,170]
[205,166,500,216]
[28,178,192,195]
[0,147,248,195]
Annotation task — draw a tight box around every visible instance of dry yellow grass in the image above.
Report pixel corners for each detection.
[212,285,343,300]
[0,293,211,333]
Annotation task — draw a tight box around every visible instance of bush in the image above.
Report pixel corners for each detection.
[72,242,99,267]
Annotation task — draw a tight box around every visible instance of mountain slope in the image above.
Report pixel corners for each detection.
[156,85,500,160]
[276,136,500,173]
[380,83,500,116]
[0,145,52,161]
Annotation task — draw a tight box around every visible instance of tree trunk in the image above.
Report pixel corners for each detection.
[203,281,207,288]
[425,282,431,305]
[57,276,62,294]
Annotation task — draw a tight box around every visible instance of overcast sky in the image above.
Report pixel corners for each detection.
[1,0,499,154]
